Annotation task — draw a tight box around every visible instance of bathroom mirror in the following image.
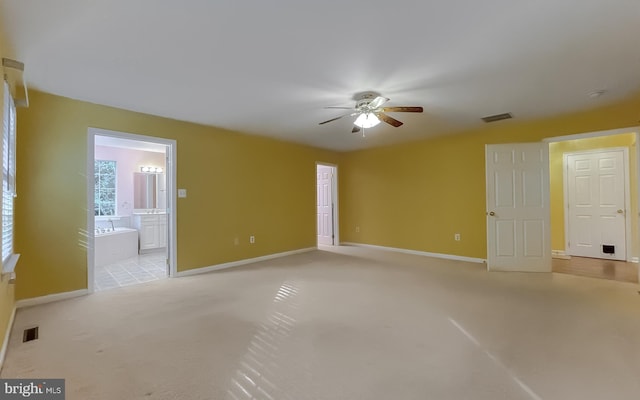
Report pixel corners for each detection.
[134,172,166,209]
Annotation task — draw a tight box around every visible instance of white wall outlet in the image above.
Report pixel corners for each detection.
[454,233,461,241]
[178,189,187,198]
[355,226,360,233]
[249,235,255,244]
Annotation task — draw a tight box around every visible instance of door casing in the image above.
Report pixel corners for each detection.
[87,128,177,293]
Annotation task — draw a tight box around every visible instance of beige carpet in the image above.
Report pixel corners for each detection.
[2,246,640,399]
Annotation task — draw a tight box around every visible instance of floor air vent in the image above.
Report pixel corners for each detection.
[23,327,39,342]
[482,112,513,123]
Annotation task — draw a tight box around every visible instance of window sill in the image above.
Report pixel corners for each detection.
[2,253,20,275]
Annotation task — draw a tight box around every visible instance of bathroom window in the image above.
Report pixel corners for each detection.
[2,80,17,269]
[95,160,117,216]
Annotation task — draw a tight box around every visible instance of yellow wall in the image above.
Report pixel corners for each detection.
[340,92,640,260]
[0,30,16,356]
[15,91,339,300]
[549,132,638,254]
[10,77,640,301]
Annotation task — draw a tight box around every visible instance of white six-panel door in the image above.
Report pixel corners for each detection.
[486,143,551,272]
[565,149,627,260]
[317,165,334,245]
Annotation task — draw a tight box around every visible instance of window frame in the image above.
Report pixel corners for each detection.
[2,80,19,274]
[94,159,117,216]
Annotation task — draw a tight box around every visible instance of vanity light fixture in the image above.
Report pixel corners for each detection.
[140,166,163,173]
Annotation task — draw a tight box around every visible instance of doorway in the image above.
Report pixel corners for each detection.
[87,128,177,292]
[485,127,640,282]
[316,163,338,246]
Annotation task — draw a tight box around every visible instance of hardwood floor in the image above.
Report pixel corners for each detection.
[552,256,639,283]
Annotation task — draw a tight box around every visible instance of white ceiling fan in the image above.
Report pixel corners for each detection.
[319,92,423,134]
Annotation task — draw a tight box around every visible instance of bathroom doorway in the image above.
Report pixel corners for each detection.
[87,128,177,292]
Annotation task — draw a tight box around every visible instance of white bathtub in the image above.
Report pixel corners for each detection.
[95,228,139,267]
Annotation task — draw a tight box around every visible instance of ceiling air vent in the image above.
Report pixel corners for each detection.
[482,112,513,123]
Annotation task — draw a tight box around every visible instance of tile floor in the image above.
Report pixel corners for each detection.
[94,252,167,291]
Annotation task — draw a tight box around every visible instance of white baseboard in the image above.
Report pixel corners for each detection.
[175,247,316,277]
[552,250,571,260]
[15,289,89,309]
[341,242,486,264]
[0,306,16,372]
[630,257,639,263]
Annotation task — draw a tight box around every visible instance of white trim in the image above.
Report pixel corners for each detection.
[15,289,88,309]
[551,250,571,260]
[637,132,640,281]
[0,306,16,372]
[175,248,316,277]
[563,147,631,261]
[316,162,339,246]
[86,132,96,292]
[630,257,639,264]
[545,126,640,143]
[87,128,178,294]
[1,253,19,275]
[342,242,486,264]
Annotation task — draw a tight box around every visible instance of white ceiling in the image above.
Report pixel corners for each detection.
[2,0,639,151]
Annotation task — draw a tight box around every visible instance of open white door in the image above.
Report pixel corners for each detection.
[486,143,551,272]
[317,164,335,245]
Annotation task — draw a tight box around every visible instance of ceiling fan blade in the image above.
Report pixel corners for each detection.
[318,113,356,125]
[324,106,355,109]
[382,106,423,113]
[368,96,390,109]
[352,126,361,134]
[377,112,403,127]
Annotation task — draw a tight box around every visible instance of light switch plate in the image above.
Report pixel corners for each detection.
[178,189,187,198]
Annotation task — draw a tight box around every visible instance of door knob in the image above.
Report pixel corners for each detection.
[488,211,496,216]
[617,209,624,214]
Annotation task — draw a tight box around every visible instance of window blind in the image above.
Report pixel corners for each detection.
[2,80,16,264]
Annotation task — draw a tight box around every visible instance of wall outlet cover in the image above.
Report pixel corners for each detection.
[178,189,187,198]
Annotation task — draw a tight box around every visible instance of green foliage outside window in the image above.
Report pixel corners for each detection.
[95,160,116,216]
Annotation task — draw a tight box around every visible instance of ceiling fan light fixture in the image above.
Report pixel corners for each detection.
[354,113,380,129]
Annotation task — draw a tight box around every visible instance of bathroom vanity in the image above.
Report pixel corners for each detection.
[133,212,167,253]
[133,171,167,253]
